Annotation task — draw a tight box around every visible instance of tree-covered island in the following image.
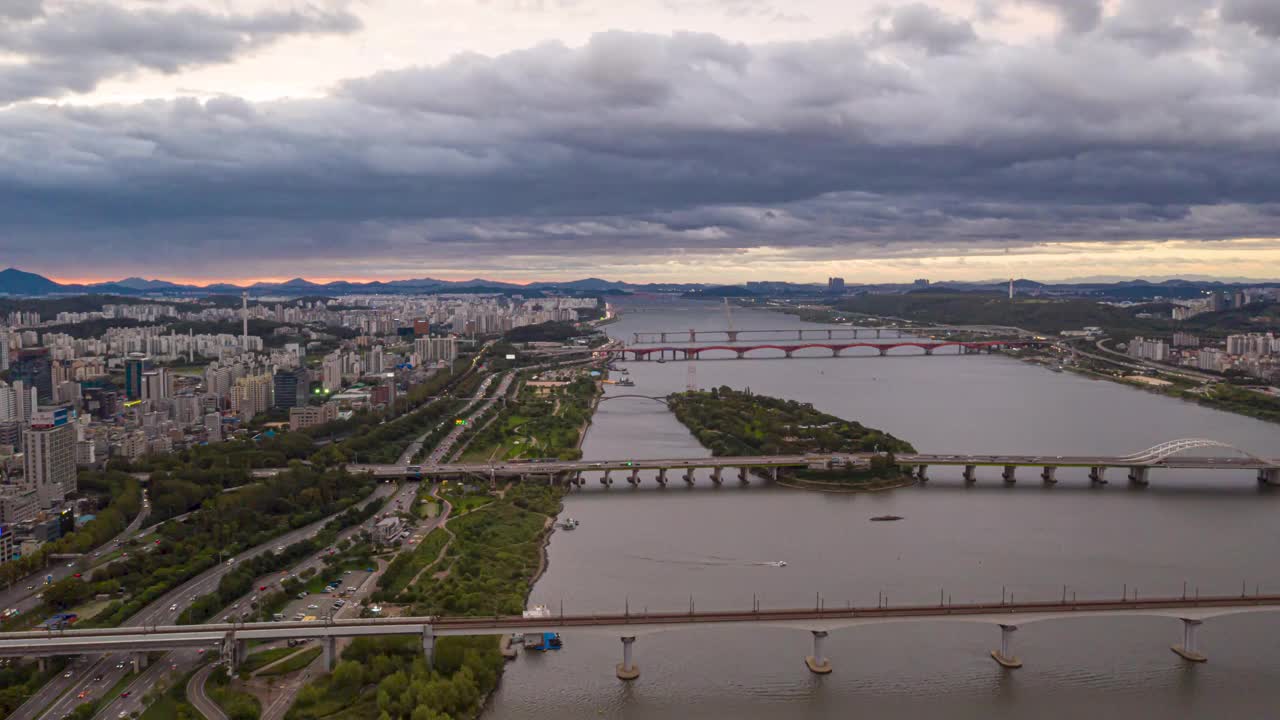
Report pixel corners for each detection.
[668,387,917,490]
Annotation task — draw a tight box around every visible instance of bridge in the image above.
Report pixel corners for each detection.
[612,340,1045,361]
[633,326,1024,343]
[7,592,1278,677]
[360,440,1280,487]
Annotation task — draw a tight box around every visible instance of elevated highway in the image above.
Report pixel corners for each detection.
[349,439,1280,488]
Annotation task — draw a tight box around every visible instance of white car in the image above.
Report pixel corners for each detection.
[169,604,177,611]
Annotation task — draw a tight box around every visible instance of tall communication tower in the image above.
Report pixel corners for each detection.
[241,291,249,350]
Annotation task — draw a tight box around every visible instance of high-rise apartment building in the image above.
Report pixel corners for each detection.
[414,336,457,364]
[232,373,273,421]
[827,277,846,294]
[322,353,343,392]
[23,420,76,508]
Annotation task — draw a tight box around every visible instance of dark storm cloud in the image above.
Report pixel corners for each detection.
[1221,0,1280,37]
[0,0,44,19]
[4,2,1280,275]
[879,3,977,55]
[0,1,361,104]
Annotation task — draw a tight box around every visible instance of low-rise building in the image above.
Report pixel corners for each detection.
[374,516,403,544]
[289,403,339,432]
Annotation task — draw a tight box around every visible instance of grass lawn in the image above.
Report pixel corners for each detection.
[257,646,322,676]
[240,646,298,674]
[138,668,196,720]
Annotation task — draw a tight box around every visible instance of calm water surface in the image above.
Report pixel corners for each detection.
[485,301,1280,719]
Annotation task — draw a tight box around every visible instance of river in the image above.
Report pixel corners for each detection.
[485,300,1280,719]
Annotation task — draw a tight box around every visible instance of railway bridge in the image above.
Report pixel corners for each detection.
[7,593,1279,678]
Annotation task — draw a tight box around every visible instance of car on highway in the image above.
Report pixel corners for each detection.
[63,670,72,678]
[77,690,88,699]
[115,661,125,669]
[120,691,131,698]
[169,604,177,611]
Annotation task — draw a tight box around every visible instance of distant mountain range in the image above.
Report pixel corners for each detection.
[0,267,1275,299]
[0,268,699,298]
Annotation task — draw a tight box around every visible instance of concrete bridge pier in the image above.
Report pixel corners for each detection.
[770,467,779,482]
[784,350,794,358]
[916,465,929,482]
[711,467,723,485]
[1172,619,1206,662]
[132,652,148,673]
[656,468,668,486]
[1002,465,1017,484]
[683,469,695,485]
[832,348,842,358]
[37,658,46,673]
[222,631,238,669]
[1128,466,1150,487]
[805,630,832,674]
[924,347,934,356]
[322,635,337,672]
[826,329,833,339]
[739,467,750,484]
[875,328,882,338]
[963,465,976,483]
[991,624,1022,668]
[878,347,889,356]
[617,636,640,680]
[1089,466,1108,485]
[422,626,436,667]
[628,469,640,486]
[735,350,746,359]
[601,470,612,486]
[1041,466,1057,485]
[1258,468,1280,486]
[727,331,739,342]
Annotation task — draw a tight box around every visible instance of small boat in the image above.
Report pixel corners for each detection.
[870,515,903,522]
[558,518,580,530]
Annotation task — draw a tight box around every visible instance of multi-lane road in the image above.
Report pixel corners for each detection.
[0,494,151,622]
[88,481,415,720]
[11,483,397,720]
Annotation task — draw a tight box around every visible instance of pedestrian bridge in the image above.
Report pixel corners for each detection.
[6,593,1277,676]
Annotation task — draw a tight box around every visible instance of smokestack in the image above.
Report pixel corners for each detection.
[242,291,249,350]
[1009,278,1014,300]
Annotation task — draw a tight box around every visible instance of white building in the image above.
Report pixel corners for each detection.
[23,422,76,508]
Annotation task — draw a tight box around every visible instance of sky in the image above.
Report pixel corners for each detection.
[4,0,1280,285]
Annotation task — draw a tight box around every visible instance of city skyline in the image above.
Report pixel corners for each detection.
[4,1,1280,282]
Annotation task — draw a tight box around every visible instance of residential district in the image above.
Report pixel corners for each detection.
[0,294,597,562]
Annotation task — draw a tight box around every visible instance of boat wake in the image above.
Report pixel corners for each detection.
[624,553,787,568]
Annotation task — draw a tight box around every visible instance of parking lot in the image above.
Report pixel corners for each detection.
[275,569,375,622]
